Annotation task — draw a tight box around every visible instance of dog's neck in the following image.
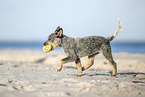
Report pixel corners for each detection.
[57,35,65,47]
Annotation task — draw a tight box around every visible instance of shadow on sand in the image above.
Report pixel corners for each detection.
[118,72,145,75]
[82,72,145,77]
[35,57,48,63]
[62,66,145,77]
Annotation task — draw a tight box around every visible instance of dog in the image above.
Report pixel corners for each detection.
[43,18,122,77]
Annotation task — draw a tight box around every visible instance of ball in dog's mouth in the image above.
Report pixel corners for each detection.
[43,45,52,53]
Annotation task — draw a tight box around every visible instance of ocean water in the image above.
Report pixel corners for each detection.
[0,41,145,54]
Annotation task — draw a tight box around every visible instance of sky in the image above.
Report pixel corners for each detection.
[0,0,145,42]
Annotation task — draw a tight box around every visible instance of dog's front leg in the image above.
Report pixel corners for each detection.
[57,56,77,72]
[57,59,66,72]
[75,59,82,77]
[57,53,69,72]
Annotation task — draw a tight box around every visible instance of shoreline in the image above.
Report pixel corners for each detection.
[0,41,145,53]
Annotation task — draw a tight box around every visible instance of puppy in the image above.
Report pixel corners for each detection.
[43,18,122,77]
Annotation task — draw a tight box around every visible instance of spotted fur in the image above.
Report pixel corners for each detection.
[43,18,122,77]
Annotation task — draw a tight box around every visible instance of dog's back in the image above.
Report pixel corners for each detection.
[75,36,108,57]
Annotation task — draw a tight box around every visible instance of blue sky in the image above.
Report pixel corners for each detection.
[0,0,145,42]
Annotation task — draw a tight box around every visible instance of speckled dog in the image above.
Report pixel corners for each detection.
[43,18,122,77]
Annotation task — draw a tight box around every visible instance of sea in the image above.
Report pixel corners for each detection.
[0,41,145,54]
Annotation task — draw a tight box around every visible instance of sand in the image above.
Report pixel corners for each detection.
[0,49,145,97]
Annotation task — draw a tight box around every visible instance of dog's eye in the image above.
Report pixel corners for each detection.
[48,38,54,42]
[48,38,51,41]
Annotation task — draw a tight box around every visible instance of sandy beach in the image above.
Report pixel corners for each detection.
[0,49,145,97]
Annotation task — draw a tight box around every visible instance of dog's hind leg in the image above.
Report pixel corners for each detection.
[101,44,117,77]
[82,53,98,71]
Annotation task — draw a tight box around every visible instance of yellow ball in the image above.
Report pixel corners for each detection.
[43,45,52,53]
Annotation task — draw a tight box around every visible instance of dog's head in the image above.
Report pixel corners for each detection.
[43,26,63,51]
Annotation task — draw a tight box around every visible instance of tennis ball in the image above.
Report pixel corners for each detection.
[43,45,52,53]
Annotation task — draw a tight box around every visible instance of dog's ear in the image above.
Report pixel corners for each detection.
[55,26,63,38]
[57,28,63,38]
[55,26,60,32]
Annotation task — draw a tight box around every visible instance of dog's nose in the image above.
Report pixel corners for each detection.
[43,42,47,46]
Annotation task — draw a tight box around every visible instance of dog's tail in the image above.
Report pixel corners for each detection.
[107,18,122,41]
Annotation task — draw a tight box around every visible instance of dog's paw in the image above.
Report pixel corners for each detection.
[57,68,62,72]
[77,74,82,77]
[111,74,116,77]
